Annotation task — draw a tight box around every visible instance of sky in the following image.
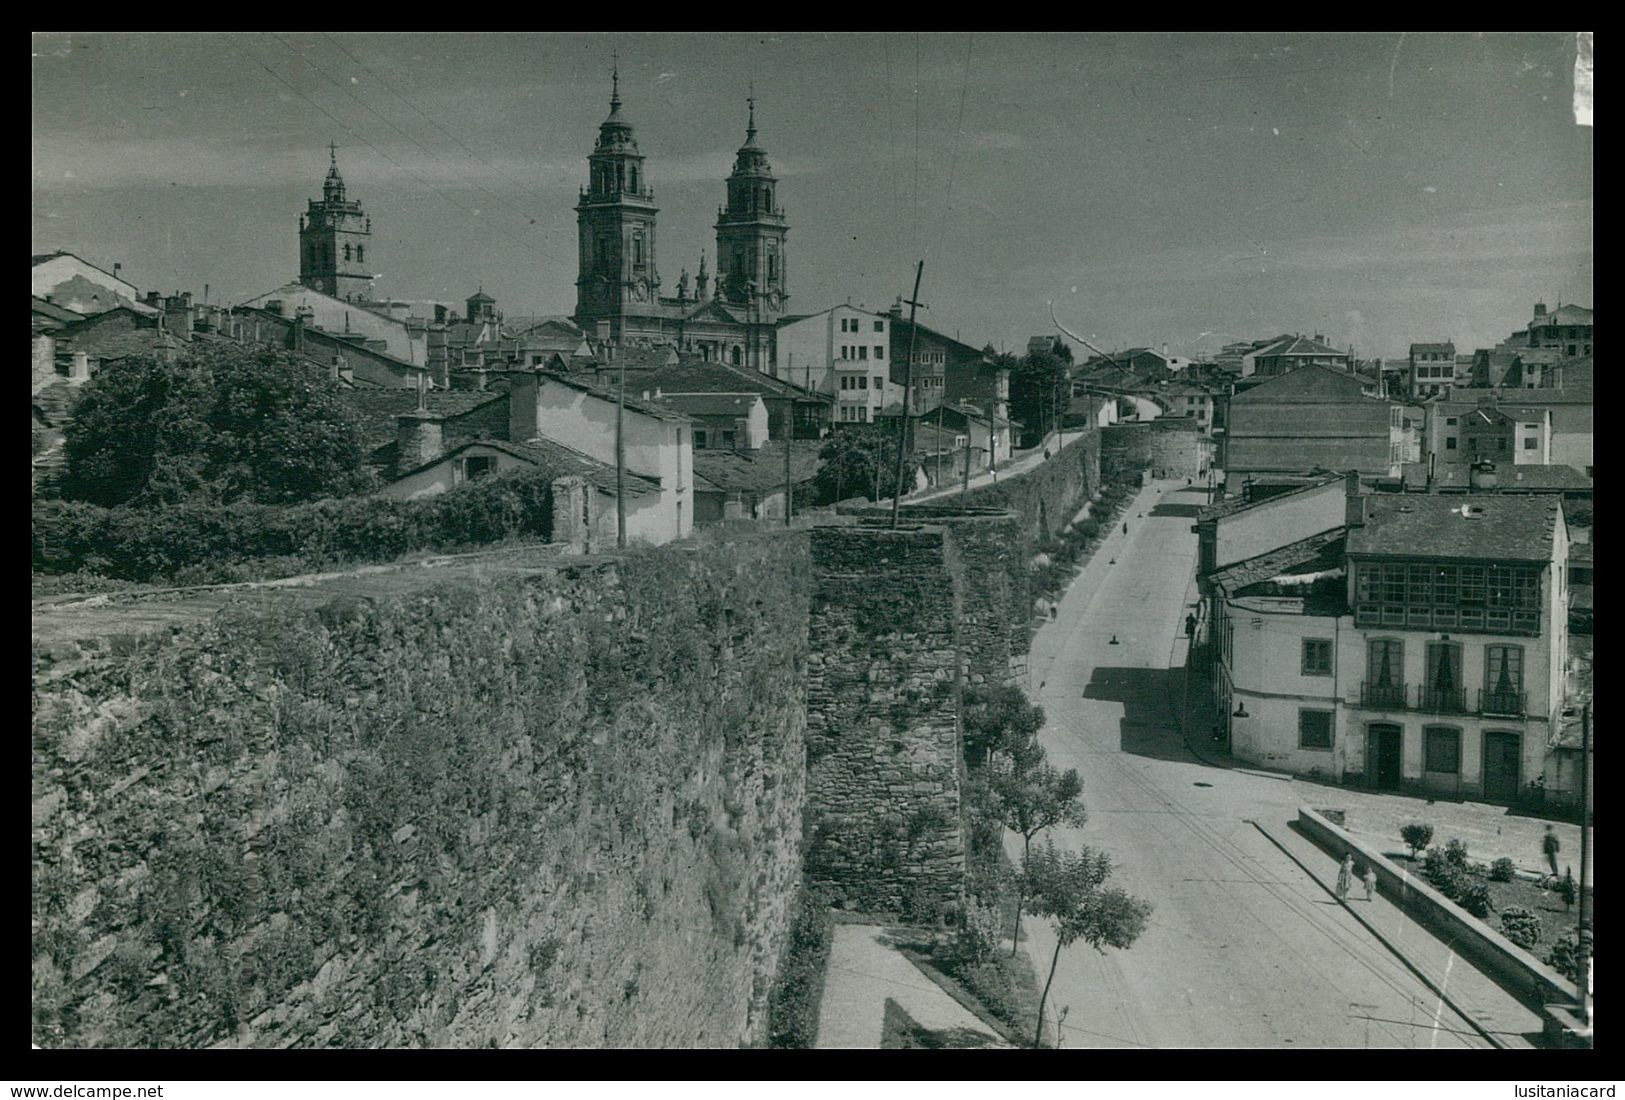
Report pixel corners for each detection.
[32,31,1592,361]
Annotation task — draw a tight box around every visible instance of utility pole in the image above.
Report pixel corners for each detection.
[891,261,925,529]
[615,340,627,549]
[1577,701,1591,1021]
[783,397,794,527]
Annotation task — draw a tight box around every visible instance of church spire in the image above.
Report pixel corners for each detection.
[611,49,621,111]
[746,83,757,145]
[323,141,346,203]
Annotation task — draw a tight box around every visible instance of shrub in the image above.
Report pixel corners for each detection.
[1556,869,1578,911]
[33,467,561,584]
[1499,907,1542,950]
[1443,838,1470,868]
[1400,823,1434,860]
[765,884,834,1049]
[1489,857,1517,883]
[1545,931,1589,984]
[1420,847,1451,886]
[1454,879,1493,919]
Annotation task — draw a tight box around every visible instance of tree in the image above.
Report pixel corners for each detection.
[1021,839,1152,1048]
[1400,823,1434,861]
[961,683,1045,768]
[62,345,374,508]
[1009,348,1070,446]
[813,425,908,504]
[994,760,1087,956]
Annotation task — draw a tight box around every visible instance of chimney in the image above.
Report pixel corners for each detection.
[397,411,446,470]
[113,262,122,280]
[330,355,344,382]
[1534,302,1547,317]
[1314,333,1324,343]
[1470,460,1498,492]
[1344,469,1365,528]
[70,350,91,382]
[266,299,285,317]
[165,296,196,337]
[1427,451,1436,491]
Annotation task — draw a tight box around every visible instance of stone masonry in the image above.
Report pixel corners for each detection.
[804,524,967,921]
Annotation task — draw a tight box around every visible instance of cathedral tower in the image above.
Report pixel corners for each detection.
[299,144,374,302]
[714,95,789,322]
[573,64,661,335]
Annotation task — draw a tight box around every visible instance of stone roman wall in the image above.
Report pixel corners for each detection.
[804,525,966,921]
[32,538,809,1049]
[1101,421,1206,480]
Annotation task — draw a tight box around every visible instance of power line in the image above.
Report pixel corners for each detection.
[933,33,975,264]
[264,32,553,236]
[316,32,564,217]
[218,32,557,278]
[912,34,921,260]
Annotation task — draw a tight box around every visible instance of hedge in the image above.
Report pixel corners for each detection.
[33,468,560,584]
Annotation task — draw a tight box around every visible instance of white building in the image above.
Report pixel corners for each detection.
[774,304,892,424]
[32,251,146,316]
[240,283,427,365]
[509,371,693,545]
[1208,479,1573,803]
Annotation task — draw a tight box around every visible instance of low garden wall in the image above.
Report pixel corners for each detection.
[1296,806,1574,1007]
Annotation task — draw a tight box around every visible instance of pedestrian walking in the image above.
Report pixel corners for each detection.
[1185,613,1196,638]
[1122,522,1128,536]
[1049,602,1059,621]
[1543,824,1561,878]
[1335,853,1354,903]
[1362,864,1378,902]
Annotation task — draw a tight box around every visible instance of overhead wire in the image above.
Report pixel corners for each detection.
[932,33,975,264]
[263,32,553,237]
[317,32,566,216]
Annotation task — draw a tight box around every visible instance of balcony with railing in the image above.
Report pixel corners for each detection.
[1479,687,1527,717]
[1352,682,1527,717]
[1420,685,1468,714]
[1359,681,1409,711]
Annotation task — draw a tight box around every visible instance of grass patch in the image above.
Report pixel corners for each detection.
[764,883,835,1049]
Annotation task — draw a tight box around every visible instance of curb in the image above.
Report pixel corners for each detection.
[1247,819,1508,1049]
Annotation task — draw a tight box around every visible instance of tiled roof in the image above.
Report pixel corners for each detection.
[1256,336,1348,359]
[1210,530,1346,593]
[1346,494,1561,562]
[79,329,183,361]
[1197,472,1345,522]
[1409,342,1456,356]
[1399,463,1591,492]
[692,446,817,494]
[656,392,764,418]
[31,297,85,325]
[1230,364,1383,403]
[539,371,692,423]
[393,437,657,498]
[623,362,826,401]
[342,390,507,452]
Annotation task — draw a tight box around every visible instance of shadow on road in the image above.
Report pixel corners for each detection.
[1148,502,1203,519]
[1082,665,1204,765]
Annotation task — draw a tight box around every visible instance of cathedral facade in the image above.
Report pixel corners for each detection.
[572,72,788,371]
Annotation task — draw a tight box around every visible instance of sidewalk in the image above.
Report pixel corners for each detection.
[1256,819,1545,1048]
[815,924,1010,1048]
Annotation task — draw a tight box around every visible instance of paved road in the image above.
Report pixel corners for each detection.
[1010,481,1505,1049]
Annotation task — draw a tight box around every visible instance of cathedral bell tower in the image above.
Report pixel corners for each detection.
[714,95,789,322]
[299,143,374,302]
[573,61,660,335]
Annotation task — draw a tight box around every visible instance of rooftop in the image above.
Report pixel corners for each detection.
[1209,529,1347,595]
[1399,462,1591,493]
[692,444,819,493]
[655,392,766,418]
[1197,472,1345,523]
[395,437,657,498]
[1347,493,1561,562]
[537,371,693,423]
[1255,335,1348,359]
[342,389,508,453]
